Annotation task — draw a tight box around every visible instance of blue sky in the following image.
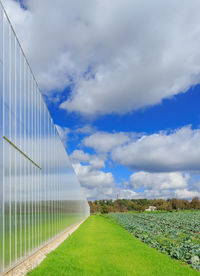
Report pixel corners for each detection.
[48,84,200,136]
[4,0,200,200]
[46,84,200,199]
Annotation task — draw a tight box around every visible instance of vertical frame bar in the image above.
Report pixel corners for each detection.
[0,5,3,274]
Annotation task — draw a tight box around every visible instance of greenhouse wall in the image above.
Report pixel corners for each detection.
[0,3,89,274]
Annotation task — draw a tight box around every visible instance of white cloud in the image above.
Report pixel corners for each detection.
[75,124,96,135]
[72,163,114,190]
[117,189,137,199]
[130,171,189,190]
[89,157,105,170]
[69,148,112,197]
[84,132,130,153]
[82,185,138,201]
[83,186,116,201]
[138,189,175,199]
[174,189,200,199]
[112,126,200,172]
[71,159,198,200]
[3,0,200,116]
[55,125,70,146]
[128,171,200,200]
[70,149,114,197]
[59,126,200,200]
[70,149,90,163]
[70,149,105,169]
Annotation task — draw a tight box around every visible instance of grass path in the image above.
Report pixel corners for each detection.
[28,215,199,276]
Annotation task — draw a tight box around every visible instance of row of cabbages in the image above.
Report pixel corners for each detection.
[110,212,200,271]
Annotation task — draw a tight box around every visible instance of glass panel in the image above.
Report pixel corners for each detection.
[10,29,16,266]
[3,14,11,270]
[20,54,26,259]
[0,2,89,274]
[15,36,21,262]
[0,6,3,274]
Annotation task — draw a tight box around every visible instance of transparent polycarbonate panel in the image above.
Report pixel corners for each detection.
[10,28,16,266]
[49,125,52,236]
[29,70,33,253]
[24,61,28,258]
[20,54,26,259]
[26,66,30,256]
[34,87,36,249]
[15,38,21,261]
[40,100,46,244]
[0,7,3,274]
[38,94,42,246]
[3,14,11,269]
[28,72,32,253]
[0,2,89,274]
[47,114,51,240]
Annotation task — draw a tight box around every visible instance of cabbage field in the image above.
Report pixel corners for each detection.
[110,212,200,271]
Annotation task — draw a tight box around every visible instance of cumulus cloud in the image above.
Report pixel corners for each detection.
[70,148,115,197]
[70,149,198,200]
[89,157,105,170]
[70,149,90,163]
[83,186,117,201]
[72,163,114,190]
[70,149,105,169]
[75,124,96,135]
[57,126,200,199]
[130,171,189,190]
[117,189,137,199]
[127,171,199,199]
[174,189,200,199]
[3,0,200,116]
[84,132,130,153]
[82,185,138,201]
[112,126,200,172]
[55,125,70,146]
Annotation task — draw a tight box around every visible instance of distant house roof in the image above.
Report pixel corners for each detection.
[145,206,157,211]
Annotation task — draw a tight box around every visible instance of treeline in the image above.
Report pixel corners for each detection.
[88,197,200,213]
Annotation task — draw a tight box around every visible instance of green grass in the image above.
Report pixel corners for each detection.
[27,215,200,276]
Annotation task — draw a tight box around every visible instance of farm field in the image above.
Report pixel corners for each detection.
[110,211,200,271]
[28,215,199,276]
